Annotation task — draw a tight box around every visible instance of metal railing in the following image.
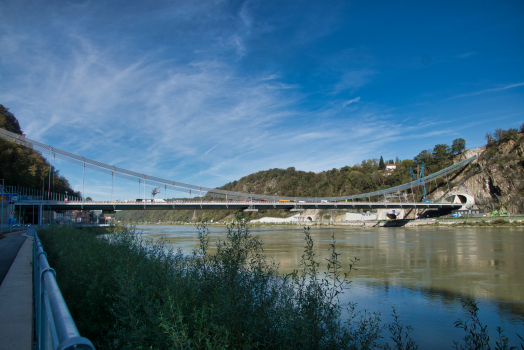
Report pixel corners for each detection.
[33,230,95,350]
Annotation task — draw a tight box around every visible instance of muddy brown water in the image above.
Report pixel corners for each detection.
[135,224,524,349]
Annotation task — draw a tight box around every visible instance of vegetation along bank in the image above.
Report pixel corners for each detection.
[38,221,522,350]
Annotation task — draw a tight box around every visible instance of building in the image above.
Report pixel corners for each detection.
[386,164,397,171]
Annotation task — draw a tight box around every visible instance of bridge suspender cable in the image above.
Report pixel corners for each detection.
[0,127,477,202]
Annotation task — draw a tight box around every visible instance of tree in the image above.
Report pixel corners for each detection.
[520,123,524,133]
[503,128,518,141]
[451,138,466,155]
[433,144,451,163]
[485,132,493,145]
[378,156,385,170]
[414,150,432,166]
[86,197,93,202]
[493,128,504,141]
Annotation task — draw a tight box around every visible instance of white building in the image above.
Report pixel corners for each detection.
[386,164,397,171]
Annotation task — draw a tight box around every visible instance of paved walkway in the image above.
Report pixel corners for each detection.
[0,231,33,350]
[0,230,28,285]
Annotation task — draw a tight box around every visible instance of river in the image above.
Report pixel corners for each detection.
[134,224,524,349]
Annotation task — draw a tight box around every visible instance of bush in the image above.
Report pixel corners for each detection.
[38,222,388,349]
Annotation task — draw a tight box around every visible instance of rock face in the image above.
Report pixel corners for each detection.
[437,135,524,214]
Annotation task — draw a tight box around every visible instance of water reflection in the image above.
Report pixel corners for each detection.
[136,224,524,348]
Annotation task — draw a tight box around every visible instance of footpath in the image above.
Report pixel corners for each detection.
[0,230,33,350]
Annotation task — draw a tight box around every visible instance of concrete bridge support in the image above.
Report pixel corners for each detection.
[443,193,475,210]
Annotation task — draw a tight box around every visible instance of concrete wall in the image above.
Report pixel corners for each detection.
[377,208,405,220]
[251,214,303,224]
[344,212,378,221]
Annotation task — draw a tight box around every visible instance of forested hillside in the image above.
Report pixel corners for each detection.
[0,104,79,196]
[217,138,470,199]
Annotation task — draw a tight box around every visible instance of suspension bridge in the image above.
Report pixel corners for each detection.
[0,127,477,225]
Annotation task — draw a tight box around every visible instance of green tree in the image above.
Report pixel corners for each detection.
[414,150,432,166]
[485,132,493,145]
[0,105,78,196]
[378,156,385,170]
[0,105,22,134]
[433,144,450,162]
[493,129,504,141]
[451,138,466,155]
[503,128,518,141]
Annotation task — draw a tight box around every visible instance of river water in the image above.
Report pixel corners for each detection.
[135,224,524,349]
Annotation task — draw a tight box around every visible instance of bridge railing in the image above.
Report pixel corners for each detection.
[33,230,95,350]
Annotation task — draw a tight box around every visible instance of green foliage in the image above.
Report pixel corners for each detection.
[453,298,522,350]
[414,150,432,166]
[486,132,493,145]
[382,307,418,350]
[0,104,78,196]
[38,223,390,349]
[452,138,466,155]
[433,144,451,164]
[486,127,523,147]
[0,104,22,134]
[379,156,386,170]
[37,223,523,349]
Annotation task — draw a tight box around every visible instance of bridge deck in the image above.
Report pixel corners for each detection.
[17,201,463,211]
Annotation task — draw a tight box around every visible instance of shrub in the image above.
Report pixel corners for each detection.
[38,222,387,349]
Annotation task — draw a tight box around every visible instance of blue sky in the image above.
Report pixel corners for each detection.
[1,0,523,200]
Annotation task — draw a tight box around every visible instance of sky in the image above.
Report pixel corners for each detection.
[1,0,523,200]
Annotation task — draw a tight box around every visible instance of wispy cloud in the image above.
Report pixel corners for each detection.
[448,82,524,100]
[332,69,375,93]
[342,96,361,107]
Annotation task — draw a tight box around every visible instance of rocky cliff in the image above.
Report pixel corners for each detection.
[433,132,524,214]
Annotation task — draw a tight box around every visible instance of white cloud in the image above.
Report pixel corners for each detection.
[342,96,361,107]
[333,69,375,93]
[448,82,524,100]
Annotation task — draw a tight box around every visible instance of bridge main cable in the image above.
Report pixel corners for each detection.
[0,128,477,201]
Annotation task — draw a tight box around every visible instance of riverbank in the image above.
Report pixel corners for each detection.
[120,216,524,228]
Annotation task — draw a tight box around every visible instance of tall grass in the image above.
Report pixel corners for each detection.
[38,219,522,349]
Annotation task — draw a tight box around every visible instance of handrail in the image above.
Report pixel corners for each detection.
[33,230,95,350]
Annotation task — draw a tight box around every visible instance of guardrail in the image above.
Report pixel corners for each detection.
[33,230,95,350]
